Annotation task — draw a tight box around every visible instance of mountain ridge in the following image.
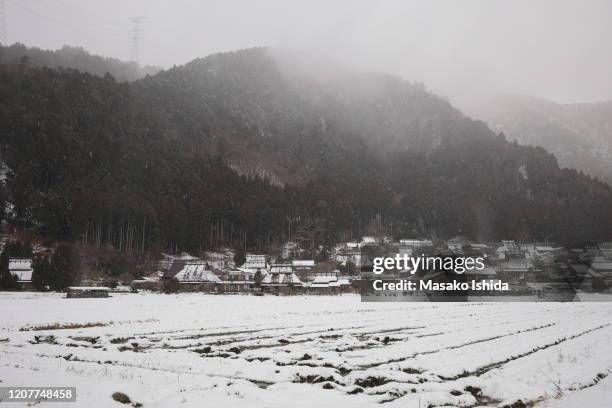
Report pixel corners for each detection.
[1,45,611,249]
[464,93,612,185]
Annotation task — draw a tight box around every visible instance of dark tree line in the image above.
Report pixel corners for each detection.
[32,244,79,291]
[0,48,611,255]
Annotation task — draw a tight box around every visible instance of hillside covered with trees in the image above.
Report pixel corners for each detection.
[464,94,612,185]
[0,43,160,82]
[1,47,611,253]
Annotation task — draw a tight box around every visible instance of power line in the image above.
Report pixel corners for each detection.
[129,17,144,64]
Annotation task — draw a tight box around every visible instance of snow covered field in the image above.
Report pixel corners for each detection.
[1,293,611,408]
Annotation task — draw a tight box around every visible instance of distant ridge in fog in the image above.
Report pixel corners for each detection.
[466,94,612,185]
[0,43,161,82]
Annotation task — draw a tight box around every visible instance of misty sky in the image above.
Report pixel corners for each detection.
[4,0,612,104]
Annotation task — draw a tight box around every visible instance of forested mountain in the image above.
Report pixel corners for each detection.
[0,43,160,82]
[1,47,611,252]
[464,94,612,185]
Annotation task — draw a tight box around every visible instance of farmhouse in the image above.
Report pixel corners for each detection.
[131,271,162,291]
[333,244,364,268]
[307,271,353,294]
[360,236,379,248]
[158,252,200,273]
[219,269,252,292]
[174,262,220,282]
[497,258,535,284]
[9,258,33,290]
[242,254,267,270]
[261,263,302,293]
[292,259,315,271]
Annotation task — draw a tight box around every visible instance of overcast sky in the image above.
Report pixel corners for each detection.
[5,0,612,104]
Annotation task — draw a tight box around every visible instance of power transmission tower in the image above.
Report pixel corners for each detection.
[129,17,144,63]
[0,0,7,45]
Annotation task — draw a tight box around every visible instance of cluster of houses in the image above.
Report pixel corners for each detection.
[4,235,612,296]
[341,236,612,294]
[131,251,353,294]
[127,236,612,295]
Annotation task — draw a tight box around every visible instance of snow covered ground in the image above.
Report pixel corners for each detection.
[1,292,611,407]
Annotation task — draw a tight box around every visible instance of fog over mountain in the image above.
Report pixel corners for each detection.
[2,45,612,248]
[5,0,612,105]
[464,94,612,185]
[2,1,612,247]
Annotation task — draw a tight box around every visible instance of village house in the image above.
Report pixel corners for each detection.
[497,258,537,284]
[203,248,235,270]
[360,236,379,248]
[173,261,221,292]
[291,259,315,280]
[9,258,33,290]
[307,271,353,294]
[498,240,526,260]
[589,254,612,286]
[261,263,302,294]
[599,242,612,260]
[242,254,267,270]
[130,271,163,291]
[236,254,268,281]
[399,239,434,249]
[218,269,252,292]
[292,259,315,272]
[158,252,200,274]
[333,243,364,271]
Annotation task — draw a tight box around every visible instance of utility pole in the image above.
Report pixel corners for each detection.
[129,17,144,63]
[0,0,7,45]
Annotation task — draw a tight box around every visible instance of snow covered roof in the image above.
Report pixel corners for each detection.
[292,260,315,267]
[174,263,220,283]
[9,258,33,282]
[67,286,111,291]
[236,266,266,275]
[269,264,293,274]
[243,254,267,269]
[261,272,302,286]
[469,243,490,249]
[338,277,351,286]
[309,272,351,288]
[311,274,337,285]
[399,239,433,247]
[9,258,32,270]
[133,274,161,283]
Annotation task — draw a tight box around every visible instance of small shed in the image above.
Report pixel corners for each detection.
[66,287,110,298]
